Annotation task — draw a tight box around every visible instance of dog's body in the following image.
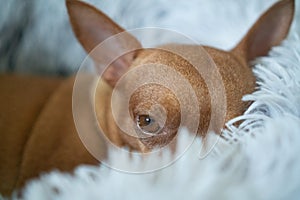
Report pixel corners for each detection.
[0,75,99,195]
[0,0,294,197]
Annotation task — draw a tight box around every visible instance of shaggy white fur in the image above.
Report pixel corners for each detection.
[0,0,281,74]
[1,0,300,199]
[7,31,300,200]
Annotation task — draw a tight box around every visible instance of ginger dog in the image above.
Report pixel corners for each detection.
[0,0,294,196]
[67,0,294,149]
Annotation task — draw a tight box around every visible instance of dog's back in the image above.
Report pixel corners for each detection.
[0,75,98,196]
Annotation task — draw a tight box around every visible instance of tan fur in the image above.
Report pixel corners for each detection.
[95,46,256,151]
[0,75,99,196]
[0,0,294,196]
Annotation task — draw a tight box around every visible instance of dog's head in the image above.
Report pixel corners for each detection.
[67,0,294,151]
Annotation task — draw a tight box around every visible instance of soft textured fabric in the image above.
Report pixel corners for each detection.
[1,0,291,75]
[12,32,300,200]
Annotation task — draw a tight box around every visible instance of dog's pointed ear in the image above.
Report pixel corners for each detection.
[233,0,294,62]
[66,0,142,86]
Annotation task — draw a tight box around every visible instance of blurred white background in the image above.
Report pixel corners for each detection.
[0,0,298,75]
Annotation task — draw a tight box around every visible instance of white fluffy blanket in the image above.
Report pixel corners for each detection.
[1,0,295,74]
[11,34,300,200]
[1,0,300,199]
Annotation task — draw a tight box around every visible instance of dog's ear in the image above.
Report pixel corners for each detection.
[233,0,294,62]
[66,0,142,86]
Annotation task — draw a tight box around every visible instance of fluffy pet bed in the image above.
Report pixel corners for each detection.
[6,33,298,200]
[1,0,299,199]
[0,0,288,74]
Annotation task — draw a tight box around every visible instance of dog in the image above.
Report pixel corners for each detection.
[0,0,294,197]
[67,0,294,149]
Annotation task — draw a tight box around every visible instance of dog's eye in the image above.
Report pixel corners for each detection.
[136,114,161,135]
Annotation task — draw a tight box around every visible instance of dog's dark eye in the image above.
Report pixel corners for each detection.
[136,114,161,134]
